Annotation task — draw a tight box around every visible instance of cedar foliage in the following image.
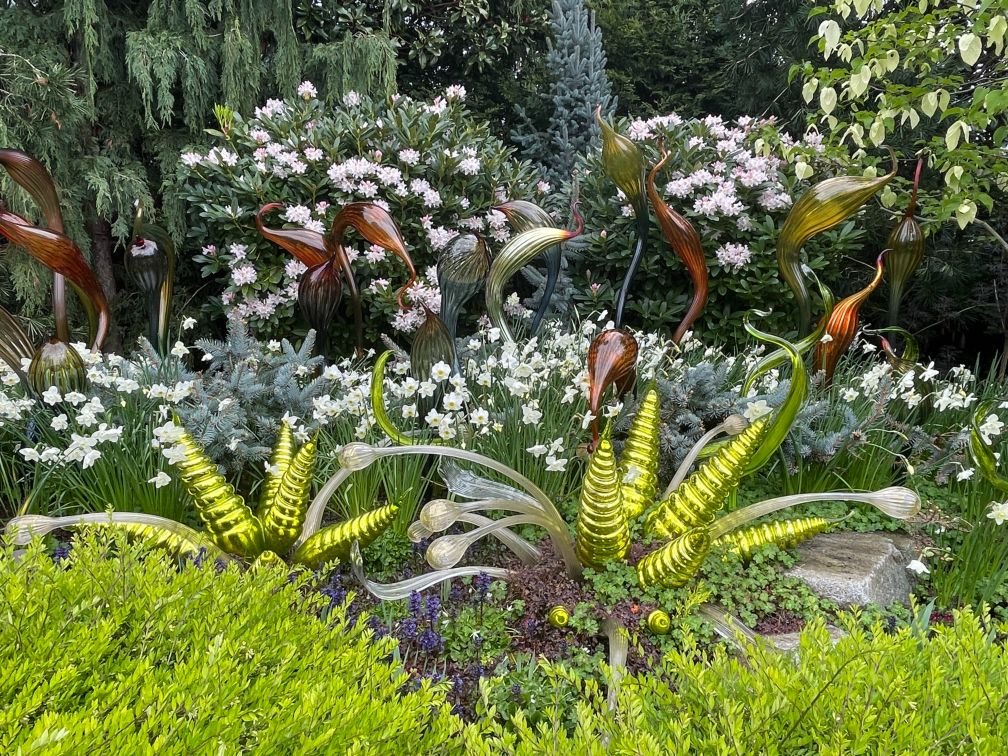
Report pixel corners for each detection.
[0,0,395,341]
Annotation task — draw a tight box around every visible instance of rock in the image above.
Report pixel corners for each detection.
[786,531,913,607]
[765,625,845,653]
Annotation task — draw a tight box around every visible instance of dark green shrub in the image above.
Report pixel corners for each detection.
[465,611,1008,753]
[0,533,465,753]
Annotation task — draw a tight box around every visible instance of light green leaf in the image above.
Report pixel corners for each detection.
[795,161,814,180]
[921,91,938,117]
[956,200,977,229]
[945,121,962,151]
[820,86,838,115]
[958,33,982,66]
[819,20,842,56]
[938,89,951,112]
[849,66,871,98]
[869,119,885,146]
[802,79,819,104]
[989,15,1007,55]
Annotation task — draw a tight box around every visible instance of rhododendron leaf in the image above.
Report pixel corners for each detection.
[742,313,807,475]
[332,202,416,309]
[0,209,109,350]
[886,157,925,326]
[0,149,69,341]
[255,203,328,267]
[485,206,583,345]
[437,233,492,342]
[646,147,708,344]
[130,205,175,356]
[777,150,896,333]
[495,200,562,334]
[586,328,639,446]
[814,253,886,385]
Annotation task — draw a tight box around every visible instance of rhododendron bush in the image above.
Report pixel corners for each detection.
[569,113,865,342]
[180,85,540,343]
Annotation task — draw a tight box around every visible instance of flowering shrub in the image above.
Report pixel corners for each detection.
[179,85,541,345]
[567,113,866,343]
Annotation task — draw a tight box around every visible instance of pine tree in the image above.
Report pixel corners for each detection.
[512,0,616,188]
[0,1,395,349]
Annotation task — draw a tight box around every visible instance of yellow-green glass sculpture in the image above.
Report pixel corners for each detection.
[574,437,630,569]
[258,421,296,514]
[618,388,661,520]
[636,528,711,589]
[114,521,214,561]
[548,605,570,628]
[293,503,399,568]
[646,609,671,634]
[644,418,768,540]
[173,426,266,558]
[6,420,402,570]
[260,433,319,554]
[714,516,831,561]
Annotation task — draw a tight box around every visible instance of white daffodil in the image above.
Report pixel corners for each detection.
[987,501,1008,526]
[148,471,172,489]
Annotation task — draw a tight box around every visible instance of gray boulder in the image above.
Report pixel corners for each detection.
[786,532,915,607]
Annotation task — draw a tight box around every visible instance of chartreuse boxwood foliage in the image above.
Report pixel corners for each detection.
[0,532,465,753]
[464,612,1008,754]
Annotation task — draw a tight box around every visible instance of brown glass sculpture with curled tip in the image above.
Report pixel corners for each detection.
[329,201,417,310]
[777,151,896,334]
[0,149,69,341]
[0,209,110,350]
[814,252,886,385]
[646,144,709,344]
[586,328,639,447]
[257,201,417,353]
[255,202,328,267]
[885,157,925,326]
[298,257,343,351]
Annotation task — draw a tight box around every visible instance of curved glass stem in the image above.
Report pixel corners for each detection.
[662,421,733,499]
[426,513,558,570]
[439,459,542,509]
[348,541,510,601]
[602,617,629,713]
[698,604,758,648]
[456,513,541,565]
[708,486,920,540]
[301,443,581,576]
[420,497,550,530]
[5,512,211,548]
[297,467,355,548]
